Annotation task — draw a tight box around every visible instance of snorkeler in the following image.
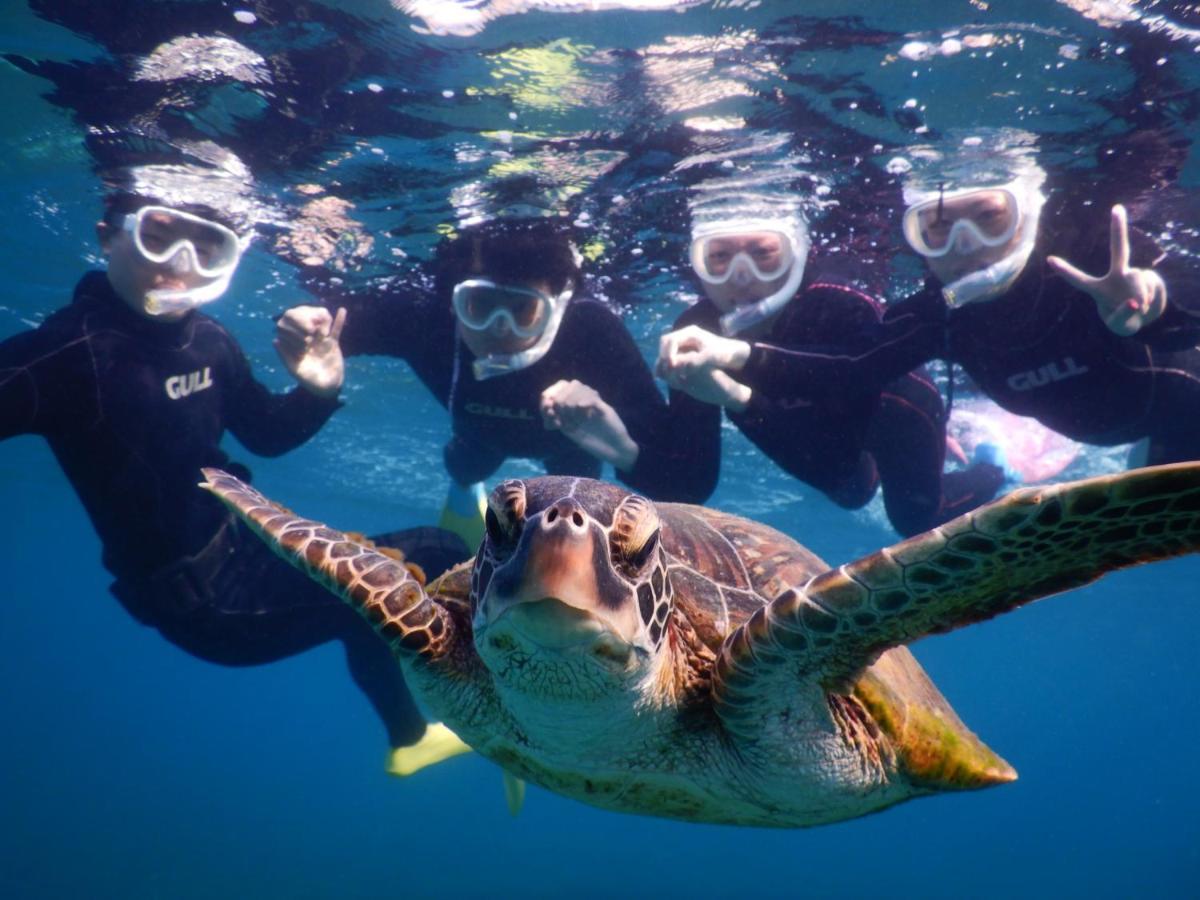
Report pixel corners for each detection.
[654,209,1005,535]
[659,129,1200,472]
[278,218,674,530]
[0,192,471,774]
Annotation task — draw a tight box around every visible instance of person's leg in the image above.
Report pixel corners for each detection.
[868,372,1004,537]
[147,525,431,748]
[1145,432,1200,466]
[335,611,428,746]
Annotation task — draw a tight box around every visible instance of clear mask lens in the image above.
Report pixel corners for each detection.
[452,279,553,339]
[690,230,795,285]
[124,205,242,278]
[902,189,1020,258]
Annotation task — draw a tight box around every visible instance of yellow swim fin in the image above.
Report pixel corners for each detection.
[437,480,487,550]
[387,722,473,777]
[502,771,526,817]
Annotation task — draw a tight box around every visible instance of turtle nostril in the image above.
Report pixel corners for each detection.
[544,500,587,532]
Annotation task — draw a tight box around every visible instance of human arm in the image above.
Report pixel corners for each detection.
[630,303,726,503]
[541,300,718,501]
[0,315,89,441]
[0,331,47,439]
[662,283,940,412]
[294,277,433,359]
[535,301,662,475]
[443,431,507,486]
[221,326,342,457]
[736,287,944,399]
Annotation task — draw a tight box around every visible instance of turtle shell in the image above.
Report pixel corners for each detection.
[657,503,826,648]
[657,502,1015,790]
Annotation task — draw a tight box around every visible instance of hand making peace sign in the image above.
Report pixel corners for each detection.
[1047,204,1168,337]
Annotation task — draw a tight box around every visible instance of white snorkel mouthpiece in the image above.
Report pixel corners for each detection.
[144,273,236,316]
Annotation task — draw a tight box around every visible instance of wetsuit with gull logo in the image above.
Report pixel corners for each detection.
[655,279,1004,536]
[328,281,672,492]
[0,271,466,747]
[735,218,1200,466]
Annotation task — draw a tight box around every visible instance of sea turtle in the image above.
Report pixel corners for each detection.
[201,463,1200,827]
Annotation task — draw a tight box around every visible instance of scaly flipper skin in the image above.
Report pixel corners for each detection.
[199,468,457,661]
[713,462,1200,734]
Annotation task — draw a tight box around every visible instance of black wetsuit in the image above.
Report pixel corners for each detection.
[0,272,467,747]
[331,284,671,492]
[655,281,1003,535]
[734,228,1200,466]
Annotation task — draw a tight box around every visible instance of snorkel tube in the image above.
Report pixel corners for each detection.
[471,285,573,380]
[719,257,806,335]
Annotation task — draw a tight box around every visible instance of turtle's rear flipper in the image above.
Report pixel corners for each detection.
[714,462,1200,724]
[502,772,526,817]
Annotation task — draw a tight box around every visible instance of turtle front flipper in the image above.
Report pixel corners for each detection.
[714,462,1200,723]
[199,468,458,661]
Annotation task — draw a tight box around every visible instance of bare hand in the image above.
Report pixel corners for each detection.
[1047,204,1168,336]
[540,379,638,470]
[656,325,752,410]
[275,305,347,397]
[656,325,750,377]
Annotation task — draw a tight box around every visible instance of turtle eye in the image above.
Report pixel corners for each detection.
[626,528,660,572]
[486,480,526,550]
[610,493,661,578]
[484,507,508,544]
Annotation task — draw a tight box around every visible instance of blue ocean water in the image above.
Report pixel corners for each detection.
[2,1,1200,896]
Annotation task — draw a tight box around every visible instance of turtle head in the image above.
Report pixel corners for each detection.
[470,477,673,703]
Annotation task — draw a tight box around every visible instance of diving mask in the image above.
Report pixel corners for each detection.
[452,279,556,339]
[453,279,573,380]
[690,229,797,286]
[123,205,244,316]
[902,188,1020,258]
[124,205,242,277]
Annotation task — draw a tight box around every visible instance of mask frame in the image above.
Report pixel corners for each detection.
[451,279,555,339]
[689,229,796,285]
[901,187,1020,258]
[122,205,243,278]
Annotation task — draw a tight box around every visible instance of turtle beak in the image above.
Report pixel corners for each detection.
[480,498,646,657]
[485,497,602,627]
